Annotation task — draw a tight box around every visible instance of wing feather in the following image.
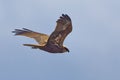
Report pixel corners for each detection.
[12,28,49,46]
[47,14,72,46]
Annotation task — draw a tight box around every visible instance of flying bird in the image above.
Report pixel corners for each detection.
[12,14,72,53]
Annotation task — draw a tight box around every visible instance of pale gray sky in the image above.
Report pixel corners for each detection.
[0,0,120,80]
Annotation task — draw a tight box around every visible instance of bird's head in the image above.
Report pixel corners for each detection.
[63,46,70,53]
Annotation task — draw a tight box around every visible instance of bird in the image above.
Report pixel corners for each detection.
[12,14,72,53]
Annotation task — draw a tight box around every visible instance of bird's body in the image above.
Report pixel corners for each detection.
[12,14,72,53]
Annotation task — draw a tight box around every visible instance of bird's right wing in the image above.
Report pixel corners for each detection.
[47,14,72,47]
[12,28,49,46]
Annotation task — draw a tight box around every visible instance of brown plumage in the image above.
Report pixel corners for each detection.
[12,14,72,53]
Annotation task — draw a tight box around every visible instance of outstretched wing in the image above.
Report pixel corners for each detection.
[47,14,72,47]
[12,28,49,46]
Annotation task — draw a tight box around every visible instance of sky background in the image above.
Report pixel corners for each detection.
[0,0,120,80]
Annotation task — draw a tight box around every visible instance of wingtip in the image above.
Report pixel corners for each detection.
[12,30,18,35]
[61,14,71,21]
[22,28,33,32]
[12,28,34,35]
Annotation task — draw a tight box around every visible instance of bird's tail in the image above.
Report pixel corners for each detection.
[23,44,42,49]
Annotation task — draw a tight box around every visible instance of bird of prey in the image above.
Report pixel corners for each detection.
[12,14,72,53]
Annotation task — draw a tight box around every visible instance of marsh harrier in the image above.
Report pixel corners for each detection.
[12,14,72,53]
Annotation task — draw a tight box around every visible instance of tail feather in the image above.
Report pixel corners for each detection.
[23,44,42,49]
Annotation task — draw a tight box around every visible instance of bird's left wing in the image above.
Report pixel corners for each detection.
[12,28,49,46]
[46,14,72,47]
